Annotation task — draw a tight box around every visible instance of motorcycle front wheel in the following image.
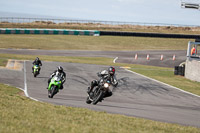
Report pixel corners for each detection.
[86,96,92,104]
[49,86,56,98]
[34,72,37,77]
[92,88,104,105]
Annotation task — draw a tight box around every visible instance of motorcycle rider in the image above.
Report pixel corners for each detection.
[47,66,66,90]
[87,66,118,98]
[32,57,42,73]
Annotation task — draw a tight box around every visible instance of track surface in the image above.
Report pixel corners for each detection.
[0,61,200,128]
[0,49,186,67]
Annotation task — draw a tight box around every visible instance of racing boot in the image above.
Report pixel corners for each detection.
[87,87,91,94]
[87,87,94,99]
[104,90,112,98]
[38,68,41,74]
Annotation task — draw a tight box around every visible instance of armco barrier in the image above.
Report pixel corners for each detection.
[0,28,100,36]
[100,31,200,39]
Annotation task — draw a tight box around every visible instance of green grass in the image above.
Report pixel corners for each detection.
[129,66,200,96]
[0,34,193,50]
[0,53,113,66]
[0,58,7,66]
[0,84,199,133]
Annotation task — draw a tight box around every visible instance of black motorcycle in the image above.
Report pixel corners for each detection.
[86,78,113,105]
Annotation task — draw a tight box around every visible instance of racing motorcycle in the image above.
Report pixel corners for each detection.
[33,65,40,77]
[48,75,62,98]
[86,78,113,105]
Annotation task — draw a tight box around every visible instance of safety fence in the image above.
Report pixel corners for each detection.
[1,17,200,27]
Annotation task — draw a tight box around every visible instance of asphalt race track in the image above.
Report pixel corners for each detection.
[0,60,200,128]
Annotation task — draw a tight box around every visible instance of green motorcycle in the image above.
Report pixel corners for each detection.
[33,65,40,77]
[48,75,62,98]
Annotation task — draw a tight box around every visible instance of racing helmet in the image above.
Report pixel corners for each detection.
[108,66,115,76]
[57,66,63,73]
[36,57,39,61]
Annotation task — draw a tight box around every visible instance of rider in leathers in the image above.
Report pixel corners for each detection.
[47,66,66,90]
[87,66,118,98]
[32,57,42,73]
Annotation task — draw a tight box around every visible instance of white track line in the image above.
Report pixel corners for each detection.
[113,57,118,63]
[4,83,24,91]
[124,68,200,98]
[23,61,38,101]
[24,61,29,97]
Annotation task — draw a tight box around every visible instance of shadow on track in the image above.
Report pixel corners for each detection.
[114,77,169,96]
[35,76,49,79]
[53,95,86,102]
[97,103,151,111]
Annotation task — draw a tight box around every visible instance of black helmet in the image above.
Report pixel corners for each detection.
[108,66,115,76]
[57,66,63,73]
[36,57,39,61]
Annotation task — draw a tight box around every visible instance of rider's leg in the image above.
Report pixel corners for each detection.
[47,78,51,89]
[60,84,63,90]
[87,80,98,94]
[38,67,41,74]
[104,90,112,98]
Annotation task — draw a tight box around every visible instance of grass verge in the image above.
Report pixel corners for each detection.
[0,34,192,50]
[0,84,199,133]
[0,53,113,66]
[129,66,200,96]
[0,58,7,66]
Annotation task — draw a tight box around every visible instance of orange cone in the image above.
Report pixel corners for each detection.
[147,54,150,60]
[135,53,138,60]
[160,54,163,60]
[173,54,176,60]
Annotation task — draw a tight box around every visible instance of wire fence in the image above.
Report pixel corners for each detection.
[0,17,200,27]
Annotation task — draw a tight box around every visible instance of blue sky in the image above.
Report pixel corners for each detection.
[0,0,200,25]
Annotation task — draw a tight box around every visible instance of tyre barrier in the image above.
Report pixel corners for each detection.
[174,65,185,76]
[0,28,100,36]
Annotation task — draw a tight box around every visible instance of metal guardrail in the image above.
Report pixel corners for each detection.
[0,17,200,27]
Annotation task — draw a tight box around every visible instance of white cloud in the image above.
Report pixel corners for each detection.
[111,5,120,9]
